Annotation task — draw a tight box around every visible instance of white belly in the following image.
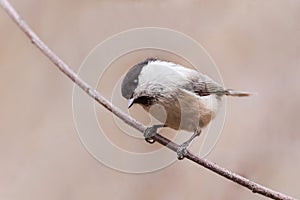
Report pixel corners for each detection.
[143,89,221,132]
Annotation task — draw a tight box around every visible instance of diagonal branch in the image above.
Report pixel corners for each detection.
[0,1,297,200]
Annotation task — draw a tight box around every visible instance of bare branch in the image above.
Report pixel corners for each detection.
[0,1,297,200]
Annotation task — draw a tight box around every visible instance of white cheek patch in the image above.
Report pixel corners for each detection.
[139,61,193,88]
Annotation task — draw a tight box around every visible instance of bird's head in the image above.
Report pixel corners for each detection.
[121,58,158,108]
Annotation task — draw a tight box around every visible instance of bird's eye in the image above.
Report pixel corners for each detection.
[133,79,138,83]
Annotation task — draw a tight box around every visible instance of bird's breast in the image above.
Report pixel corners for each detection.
[143,89,221,132]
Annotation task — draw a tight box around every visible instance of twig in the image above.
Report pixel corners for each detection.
[0,1,297,200]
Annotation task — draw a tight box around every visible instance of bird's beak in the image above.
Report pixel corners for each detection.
[127,98,135,108]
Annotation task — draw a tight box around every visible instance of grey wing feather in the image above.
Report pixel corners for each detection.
[190,74,226,96]
[182,70,251,97]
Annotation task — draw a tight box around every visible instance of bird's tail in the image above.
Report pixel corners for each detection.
[225,89,253,97]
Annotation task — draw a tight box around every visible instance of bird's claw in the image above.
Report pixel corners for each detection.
[144,126,158,144]
[143,124,165,144]
[177,142,189,160]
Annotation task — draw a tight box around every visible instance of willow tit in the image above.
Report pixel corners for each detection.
[121,58,250,159]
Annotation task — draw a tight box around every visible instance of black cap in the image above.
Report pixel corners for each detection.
[121,58,157,99]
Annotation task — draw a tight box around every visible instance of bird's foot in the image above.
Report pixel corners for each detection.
[177,142,189,160]
[143,124,165,144]
[177,129,201,160]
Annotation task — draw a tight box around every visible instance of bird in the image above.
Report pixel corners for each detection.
[121,58,250,159]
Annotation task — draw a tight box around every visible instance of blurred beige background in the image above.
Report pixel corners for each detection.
[1,0,300,199]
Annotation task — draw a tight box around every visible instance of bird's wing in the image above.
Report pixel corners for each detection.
[188,73,226,96]
[162,63,226,96]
